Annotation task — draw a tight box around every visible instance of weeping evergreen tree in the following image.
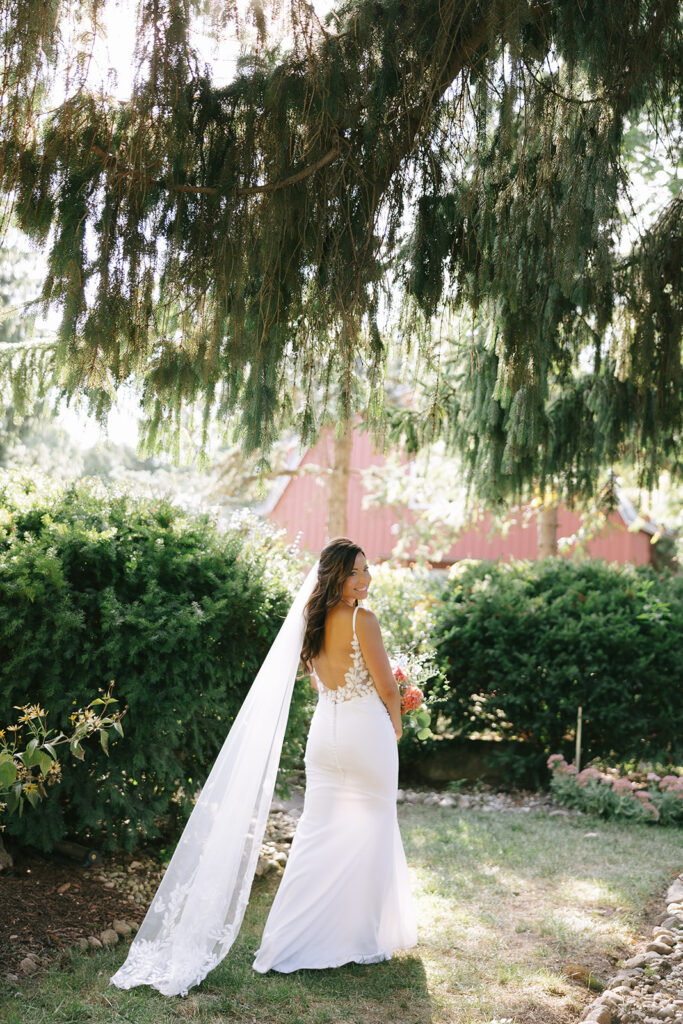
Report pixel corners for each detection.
[0,0,681,500]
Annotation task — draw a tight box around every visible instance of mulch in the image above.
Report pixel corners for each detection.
[0,847,141,978]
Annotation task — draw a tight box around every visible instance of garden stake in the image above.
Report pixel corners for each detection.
[575,705,583,773]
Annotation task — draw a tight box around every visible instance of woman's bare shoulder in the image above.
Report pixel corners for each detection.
[354,606,380,635]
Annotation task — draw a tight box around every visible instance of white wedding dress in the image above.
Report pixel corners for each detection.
[110,577,416,996]
[253,606,417,972]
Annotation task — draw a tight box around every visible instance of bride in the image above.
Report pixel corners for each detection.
[110,537,417,995]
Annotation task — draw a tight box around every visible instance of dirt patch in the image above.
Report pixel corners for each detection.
[0,848,140,978]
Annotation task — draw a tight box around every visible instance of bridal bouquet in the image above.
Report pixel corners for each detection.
[391,653,434,740]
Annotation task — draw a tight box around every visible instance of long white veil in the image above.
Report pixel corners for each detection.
[110,561,319,997]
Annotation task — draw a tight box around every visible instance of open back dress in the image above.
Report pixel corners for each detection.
[253,605,417,973]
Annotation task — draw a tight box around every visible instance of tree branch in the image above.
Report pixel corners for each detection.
[90,136,341,197]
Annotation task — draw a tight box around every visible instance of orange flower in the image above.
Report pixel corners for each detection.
[401,685,424,714]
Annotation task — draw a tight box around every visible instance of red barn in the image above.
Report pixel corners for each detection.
[262,427,660,565]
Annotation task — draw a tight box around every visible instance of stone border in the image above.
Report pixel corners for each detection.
[580,876,683,1024]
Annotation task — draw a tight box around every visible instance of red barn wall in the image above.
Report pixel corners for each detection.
[268,428,652,565]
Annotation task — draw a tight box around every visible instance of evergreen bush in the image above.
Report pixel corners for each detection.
[0,475,313,852]
[434,559,683,781]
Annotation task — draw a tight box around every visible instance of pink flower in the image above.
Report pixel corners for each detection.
[611,778,635,792]
[400,684,424,713]
[547,754,565,769]
[659,775,683,791]
[634,790,652,801]
[639,801,660,820]
[577,768,602,788]
[646,772,661,782]
[393,665,408,684]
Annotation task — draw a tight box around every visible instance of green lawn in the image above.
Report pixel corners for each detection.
[2,805,680,1024]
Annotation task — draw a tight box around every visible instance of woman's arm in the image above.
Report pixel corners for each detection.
[355,609,402,740]
[302,661,318,692]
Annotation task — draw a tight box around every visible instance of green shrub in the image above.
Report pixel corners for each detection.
[434,559,683,780]
[0,475,313,852]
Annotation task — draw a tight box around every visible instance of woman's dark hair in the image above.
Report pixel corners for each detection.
[301,538,365,665]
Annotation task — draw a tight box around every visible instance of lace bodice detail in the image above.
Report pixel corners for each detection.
[314,606,377,704]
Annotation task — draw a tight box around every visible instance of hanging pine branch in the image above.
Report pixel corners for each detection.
[0,0,681,497]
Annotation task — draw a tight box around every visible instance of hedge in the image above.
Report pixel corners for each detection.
[434,558,683,780]
[0,476,313,852]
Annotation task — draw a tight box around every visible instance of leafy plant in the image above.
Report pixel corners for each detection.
[548,755,683,827]
[0,686,124,817]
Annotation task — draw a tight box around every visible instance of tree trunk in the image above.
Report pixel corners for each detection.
[327,423,353,538]
[537,503,558,558]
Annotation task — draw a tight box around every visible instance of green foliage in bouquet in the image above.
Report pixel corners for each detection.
[435,559,683,780]
[548,755,683,827]
[367,563,448,758]
[0,475,311,851]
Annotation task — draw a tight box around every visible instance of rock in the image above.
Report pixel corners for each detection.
[100,929,119,946]
[112,920,132,937]
[659,917,681,931]
[647,941,674,955]
[396,789,405,803]
[611,973,638,986]
[623,953,662,969]
[652,928,675,941]
[19,957,38,974]
[104,881,116,890]
[585,1006,612,1024]
[129,860,143,871]
[255,855,271,877]
[126,921,140,932]
[77,937,89,951]
[657,1005,677,1020]
[457,795,472,808]
[5,973,18,982]
[88,936,102,949]
[666,879,683,904]
[423,794,441,806]
[57,882,71,894]
[549,809,570,817]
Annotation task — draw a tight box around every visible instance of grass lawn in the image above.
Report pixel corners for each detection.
[2,804,680,1024]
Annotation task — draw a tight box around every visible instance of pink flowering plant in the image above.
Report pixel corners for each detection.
[391,651,436,740]
[547,755,683,827]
